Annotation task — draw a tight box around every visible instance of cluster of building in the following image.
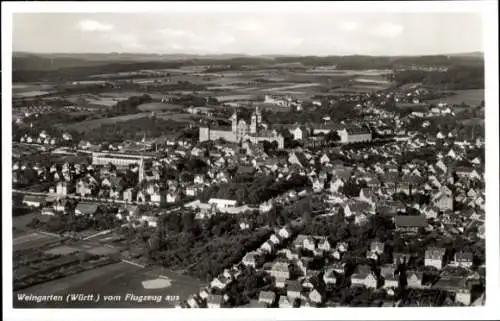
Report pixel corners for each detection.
[264,95,303,111]
[19,130,73,145]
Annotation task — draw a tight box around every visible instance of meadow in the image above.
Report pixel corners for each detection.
[137,102,183,112]
[429,89,484,106]
[56,113,153,133]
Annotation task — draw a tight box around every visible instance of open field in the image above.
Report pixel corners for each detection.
[12,144,45,158]
[55,113,153,132]
[460,118,485,126]
[137,102,183,111]
[13,231,61,252]
[261,83,320,92]
[14,262,203,308]
[12,83,56,98]
[44,245,80,256]
[216,94,259,102]
[429,89,484,106]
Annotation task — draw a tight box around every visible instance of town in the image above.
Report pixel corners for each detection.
[11,50,486,308]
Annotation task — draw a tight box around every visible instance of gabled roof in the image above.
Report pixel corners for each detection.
[395,215,427,228]
[75,202,99,214]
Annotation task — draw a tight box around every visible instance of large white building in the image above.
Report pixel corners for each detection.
[337,126,372,144]
[199,107,284,149]
[91,152,151,168]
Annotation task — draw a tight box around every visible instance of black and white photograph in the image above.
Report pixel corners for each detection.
[2,1,499,320]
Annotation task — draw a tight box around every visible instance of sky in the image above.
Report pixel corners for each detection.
[12,12,484,56]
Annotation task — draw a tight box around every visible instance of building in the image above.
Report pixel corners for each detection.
[22,195,45,208]
[351,265,377,289]
[208,198,237,209]
[199,107,284,149]
[264,95,294,109]
[56,181,74,196]
[91,152,151,168]
[337,126,372,144]
[394,215,427,233]
[289,126,309,141]
[454,251,474,268]
[425,247,447,270]
[258,291,276,306]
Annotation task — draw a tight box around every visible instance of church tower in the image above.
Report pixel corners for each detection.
[255,106,262,124]
[138,157,144,183]
[231,112,238,134]
[250,111,257,134]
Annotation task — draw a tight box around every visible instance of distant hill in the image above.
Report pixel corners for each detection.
[13,53,108,71]
[448,51,484,58]
[12,52,484,83]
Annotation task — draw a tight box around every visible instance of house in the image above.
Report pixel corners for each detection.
[76,179,95,197]
[187,295,202,308]
[317,238,331,253]
[309,287,326,305]
[330,262,346,274]
[381,264,398,289]
[260,241,274,254]
[122,188,136,203]
[242,251,261,268]
[336,241,349,253]
[323,268,337,286]
[425,247,447,270]
[312,178,325,193]
[394,215,427,233]
[22,195,45,208]
[350,265,377,289]
[454,251,473,268]
[165,191,179,204]
[329,177,345,193]
[269,233,282,245]
[74,202,99,216]
[287,280,304,302]
[258,291,276,306]
[370,241,385,255]
[433,192,453,211]
[406,271,424,289]
[268,261,290,281]
[56,181,74,196]
[289,126,308,141]
[278,226,293,239]
[53,198,69,213]
[206,294,224,308]
[344,200,371,217]
[210,275,231,291]
[278,295,293,308]
[41,207,56,216]
[288,152,309,168]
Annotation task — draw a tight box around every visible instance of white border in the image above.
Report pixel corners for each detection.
[2,1,499,321]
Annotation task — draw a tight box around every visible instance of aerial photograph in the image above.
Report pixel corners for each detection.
[10,10,487,309]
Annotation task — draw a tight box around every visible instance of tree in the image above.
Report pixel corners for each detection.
[325,130,341,142]
[182,211,196,232]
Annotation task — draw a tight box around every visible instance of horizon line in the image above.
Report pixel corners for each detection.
[13,51,484,58]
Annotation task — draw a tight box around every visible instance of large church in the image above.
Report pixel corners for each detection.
[199,107,284,149]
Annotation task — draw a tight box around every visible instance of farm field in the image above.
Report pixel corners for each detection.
[13,262,204,308]
[55,113,153,132]
[137,102,183,111]
[216,94,259,102]
[12,83,56,98]
[13,231,61,252]
[429,89,484,106]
